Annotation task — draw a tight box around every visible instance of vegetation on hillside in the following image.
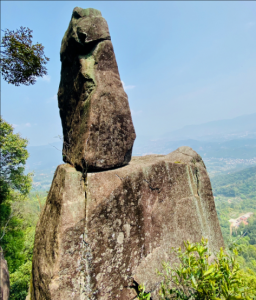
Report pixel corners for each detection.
[0,117,47,300]
[212,165,256,198]
[212,166,256,242]
[212,165,256,293]
[0,118,32,271]
[4,191,47,300]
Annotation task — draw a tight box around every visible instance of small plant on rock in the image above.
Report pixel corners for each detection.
[137,284,151,300]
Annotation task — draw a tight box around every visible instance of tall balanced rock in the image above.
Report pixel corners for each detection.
[58,7,136,171]
[30,147,224,300]
[31,7,224,300]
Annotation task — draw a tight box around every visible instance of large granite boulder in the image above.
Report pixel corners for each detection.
[58,7,136,171]
[30,147,224,300]
[0,247,10,300]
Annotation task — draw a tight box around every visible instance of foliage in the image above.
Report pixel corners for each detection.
[0,117,32,203]
[240,217,256,245]
[210,164,256,299]
[4,191,46,300]
[9,260,32,300]
[212,164,256,274]
[212,166,256,199]
[137,284,151,300]
[238,268,256,297]
[0,118,32,269]
[229,233,256,273]
[0,26,49,86]
[157,238,256,300]
[0,119,44,299]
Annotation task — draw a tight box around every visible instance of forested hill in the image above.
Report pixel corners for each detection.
[211,165,256,198]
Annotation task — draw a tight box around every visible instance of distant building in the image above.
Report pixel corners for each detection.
[229,212,253,235]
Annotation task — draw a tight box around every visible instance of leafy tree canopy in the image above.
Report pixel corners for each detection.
[0,26,49,86]
[0,118,33,293]
[0,117,32,204]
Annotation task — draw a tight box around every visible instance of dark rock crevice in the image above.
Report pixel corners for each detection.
[144,179,161,193]
[194,168,200,196]
[115,174,124,181]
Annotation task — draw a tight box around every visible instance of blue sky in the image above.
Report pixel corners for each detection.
[1,1,256,146]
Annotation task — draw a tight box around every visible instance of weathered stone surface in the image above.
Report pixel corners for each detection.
[58,7,136,171]
[30,147,224,300]
[31,164,86,300]
[0,246,10,300]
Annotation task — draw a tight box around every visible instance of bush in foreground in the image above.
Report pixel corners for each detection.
[138,238,256,299]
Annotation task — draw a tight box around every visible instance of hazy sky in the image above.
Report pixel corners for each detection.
[1,1,256,146]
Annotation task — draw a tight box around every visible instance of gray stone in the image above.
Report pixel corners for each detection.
[30,147,224,300]
[58,7,136,171]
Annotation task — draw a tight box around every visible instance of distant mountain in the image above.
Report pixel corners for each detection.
[26,113,256,190]
[162,113,256,142]
[26,142,63,173]
[26,142,63,191]
[133,137,256,159]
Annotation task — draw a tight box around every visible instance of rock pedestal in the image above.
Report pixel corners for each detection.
[58,7,136,171]
[30,147,224,300]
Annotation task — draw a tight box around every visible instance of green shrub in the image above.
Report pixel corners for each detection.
[157,238,256,299]
[138,238,256,299]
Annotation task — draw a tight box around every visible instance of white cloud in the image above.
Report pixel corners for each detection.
[40,75,51,82]
[12,123,32,129]
[121,81,135,91]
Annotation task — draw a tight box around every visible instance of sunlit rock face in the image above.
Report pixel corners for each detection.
[58,7,136,171]
[30,147,224,300]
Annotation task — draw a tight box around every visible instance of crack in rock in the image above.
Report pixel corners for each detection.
[115,174,124,181]
[144,179,161,193]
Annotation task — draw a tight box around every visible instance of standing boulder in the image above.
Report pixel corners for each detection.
[58,7,136,171]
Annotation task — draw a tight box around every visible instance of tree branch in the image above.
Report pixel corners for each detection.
[0,212,13,240]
